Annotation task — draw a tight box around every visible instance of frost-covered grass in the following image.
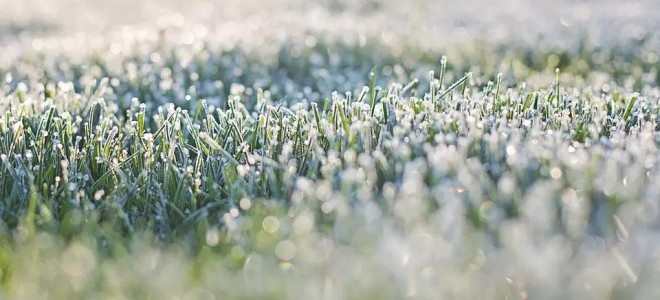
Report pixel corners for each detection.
[0,0,660,299]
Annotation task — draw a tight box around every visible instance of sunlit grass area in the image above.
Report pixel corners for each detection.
[0,0,659,299]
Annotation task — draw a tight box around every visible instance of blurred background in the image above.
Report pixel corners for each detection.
[1,0,658,46]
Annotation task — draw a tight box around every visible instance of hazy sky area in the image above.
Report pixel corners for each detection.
[1,0,658,47]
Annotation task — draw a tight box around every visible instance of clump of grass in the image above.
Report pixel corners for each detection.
[0,44,658,297]
[0,5,659,298]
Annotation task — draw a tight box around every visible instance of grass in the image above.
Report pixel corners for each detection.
[0,2,659,298]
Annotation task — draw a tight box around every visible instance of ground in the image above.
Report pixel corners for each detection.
[0,0,659,299]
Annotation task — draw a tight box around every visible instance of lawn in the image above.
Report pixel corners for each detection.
[0,0,659,299]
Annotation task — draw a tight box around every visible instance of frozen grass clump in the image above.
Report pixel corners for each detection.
[0,0,659,299]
